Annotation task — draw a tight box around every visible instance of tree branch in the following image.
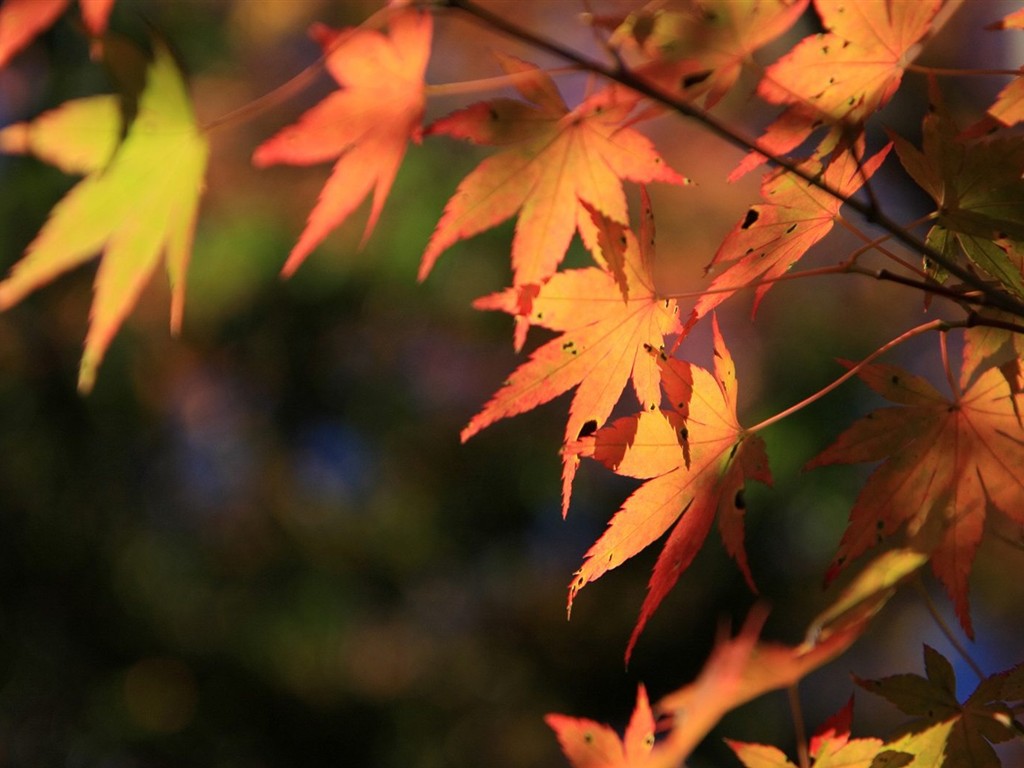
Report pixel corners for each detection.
[439,0,1024,319]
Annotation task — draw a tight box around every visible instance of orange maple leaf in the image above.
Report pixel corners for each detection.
[547,601,875,768]
[0,0,113,68]
[805,353,1024,638]
[420,55,687,287]
[651,603,867,766]
[615,0,809,108]
[464,190,682,515]
[252,9,431,276]
[739,0,939,174]
[689,143,890,330]
[567,316,771,659]
[545,685,656,768]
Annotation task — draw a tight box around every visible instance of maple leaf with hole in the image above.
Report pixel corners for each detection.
[610,0,809,108]
[857,645,1023,768]
[566,316,771,659]
[546,684,655,768]
[0,0,113,68]
[420,54,687,287]
[738,0,939,175]
[252,9,431,276]
[805,350,1024,638]
[0,40,208,392]
[463,189,681,516]
[892,98,1024,301]
[688,142,890,331]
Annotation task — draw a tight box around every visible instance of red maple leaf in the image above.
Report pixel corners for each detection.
[805,351,1024,638]
[464,190,682,515]
[0,0,113,68]
[420,55,687,287]
[567,316,771,659]
[252,9,431,276]
[689,143,890,330]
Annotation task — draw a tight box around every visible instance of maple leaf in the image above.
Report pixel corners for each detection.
[566,316,771,658]
[610,0,809,108]
[420,55,687,287]
[857,645,1023,768]
[971,10,1024,130]
[740,0,939,173]
[0,0,114,68]
[650,603,874,766]
[805,352,1024,637]
[252,9,431,276]
[546,684,655,768]
[892,101,1024,300]
[0,94,121,175]
[727,698,909,768]
[0,40,208,391]
[807,547,928,643]
[463,191,681,516]
[688,143,891,330]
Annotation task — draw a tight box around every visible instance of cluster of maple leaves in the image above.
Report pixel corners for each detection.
[3,0,1024,765]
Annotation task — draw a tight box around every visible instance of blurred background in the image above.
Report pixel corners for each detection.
[0,1,1023,766]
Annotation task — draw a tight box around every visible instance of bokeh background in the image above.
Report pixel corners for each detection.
[1,1,1023,766]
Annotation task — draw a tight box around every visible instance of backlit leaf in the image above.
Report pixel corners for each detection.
[253,9,431,275]
[756,0,941,146]
[689,142,890,330]
[806,352,1024,637]
[612,0,809,108]
[0,94,120,175]
[567,316,771,658]
[892,102,1024,300]
[857,647,1020,768]
[546,685,655,768]
[0,41,208,391]
[0,0,113,68]
[421,56,687,287]
[464,191,681,516]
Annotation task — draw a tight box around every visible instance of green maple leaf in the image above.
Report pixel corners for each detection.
[0,41,208,391]
[857,646,1022,768]
[892,95,1024,301]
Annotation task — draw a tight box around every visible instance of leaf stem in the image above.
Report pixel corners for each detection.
[939,330,961,399]
[907,63,1023,78]
[439,0,1024,319]
[788,684,811,768]
[202,5,392,133]
[202,61,325,133]
[912,576,985,681]
[425,65,580,97]
[747,319,948,434]
[835,213,931,277]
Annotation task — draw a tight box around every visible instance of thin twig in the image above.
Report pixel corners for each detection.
[912,576,985,681]
[788,684,810,768]
[747,319,949,434]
